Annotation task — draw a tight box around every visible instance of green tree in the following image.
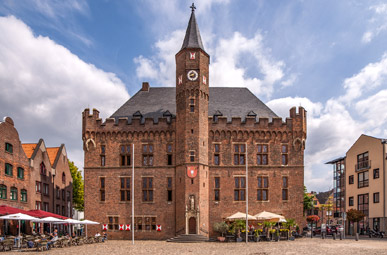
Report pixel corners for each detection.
[303,186,314,216]
[69,160,84,211]
[347,209,365,234]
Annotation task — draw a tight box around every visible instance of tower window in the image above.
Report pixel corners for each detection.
[214,177,220,201]
[281,144,288,165]
[190,99,194,112]
[167,144,173,165]
[190,151,195,162]
[167,177,173,202]
[142,144,154,166]
[100,177,105,201]
[214,144,220,165]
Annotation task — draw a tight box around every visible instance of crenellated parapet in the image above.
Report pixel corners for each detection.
[82,108,176,147]
[209,106,307,145]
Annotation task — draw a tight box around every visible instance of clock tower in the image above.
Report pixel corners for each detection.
[175,3,210,236]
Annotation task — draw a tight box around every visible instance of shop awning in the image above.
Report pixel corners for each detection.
[26,210,68,220]
[0,205,29,216]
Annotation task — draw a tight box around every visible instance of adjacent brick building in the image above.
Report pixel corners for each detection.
[0,116,73,234]
[83,6,307,239]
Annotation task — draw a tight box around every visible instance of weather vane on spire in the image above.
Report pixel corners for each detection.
[190,3,196,12]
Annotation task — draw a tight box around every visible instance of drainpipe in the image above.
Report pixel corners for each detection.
[382,140,387,232]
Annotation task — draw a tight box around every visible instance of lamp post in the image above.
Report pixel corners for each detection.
[245,142,248,244]
[132,143,135,245]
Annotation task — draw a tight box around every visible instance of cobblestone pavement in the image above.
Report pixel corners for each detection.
[4,238,387,255]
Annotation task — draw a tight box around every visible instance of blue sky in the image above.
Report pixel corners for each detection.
[1,0,387,192]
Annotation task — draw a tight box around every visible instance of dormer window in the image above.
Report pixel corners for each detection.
[213,110,223,123]
[163,110,173,123]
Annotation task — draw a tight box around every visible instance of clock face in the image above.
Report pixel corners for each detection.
[187,70,198,81]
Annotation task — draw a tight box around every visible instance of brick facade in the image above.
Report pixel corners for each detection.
[83,9,306,240]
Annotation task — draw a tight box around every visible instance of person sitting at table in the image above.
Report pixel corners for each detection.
[95,232,101,237]
[102,231,107,242]
[47,228,58,250]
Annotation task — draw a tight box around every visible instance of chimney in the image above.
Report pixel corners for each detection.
[141,82,150,92]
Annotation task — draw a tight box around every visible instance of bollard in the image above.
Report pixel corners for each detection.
[339,232,342,240]
[333,233,336,240]
[355,233,359,241]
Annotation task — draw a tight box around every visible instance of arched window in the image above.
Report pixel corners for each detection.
[21,189,27,202]
[0,185,7,199]
[10,187,17,201]
[40,163,46,175]
[62,172,66,184]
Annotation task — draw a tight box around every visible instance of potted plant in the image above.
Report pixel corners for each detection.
[253,229,263,242]
[232,220,245,242]
[213,222,229,242]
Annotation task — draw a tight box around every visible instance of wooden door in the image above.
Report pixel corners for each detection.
[189,217,196,234]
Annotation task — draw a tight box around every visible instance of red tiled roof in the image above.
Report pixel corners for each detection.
[22,143,37,158]
[0,205,29,216]
[46,147,60,166]
[26,210,68,220]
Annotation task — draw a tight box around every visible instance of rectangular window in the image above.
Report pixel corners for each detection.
[21,189,27,202]
[257,144,268,165]
[190,151,195,162]
[282,144,288,165]
[101,155,105,166]
[190,99,195,112]
[43,184,49,196]
[358,193,369,216]
[5,143,13,153]
[234,177,246,201]
[167,177,172,202]
[67,191,70,201]
[374,168,380,179]
[5,163,13,176]
[349,175,354,184]
[234,144,246,165]
[214,144,220,165]
[43,202,49,212]
[35,201,41,210]
[10,188,17,201]
[62,190,65,201]
[142,177,153,202]
[120,145,131,166]
[56,187,60,199]
[167,144,173,165]
[101,145,106,154]
[62,206,65,216]
[282,176,288,200]
[120,177,130,201]
[56,204,60,215]
[214,177,220,201]
[17,167,24,179]
[374,192,380,203]
[142,145,154,166]
[257,176,269,201]
[108,216,119,231]
[356,152,369,170]
[100,177,105,201]
[35,181,41,193]
[358,171,369,188]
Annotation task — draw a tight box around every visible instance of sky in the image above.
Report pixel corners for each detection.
[1,0,387,192]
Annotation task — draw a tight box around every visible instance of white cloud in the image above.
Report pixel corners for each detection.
[339,52,387,104]
[0,16,129,169]
[362,3,387,44]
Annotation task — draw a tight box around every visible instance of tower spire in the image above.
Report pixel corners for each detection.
[181,3,205,51]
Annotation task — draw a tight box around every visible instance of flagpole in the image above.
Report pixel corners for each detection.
[132,143,135,245]
[245,142,248,244]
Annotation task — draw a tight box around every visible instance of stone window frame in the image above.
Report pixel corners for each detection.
[282,176,289,201]
[234,175,246,201]
[257,176,269,201]
[167,177,173,202]
[281,144,288,166]
[5,142,13,154]
[214,176,220,201]
[107,215,119,231]
[233,144,246,165]
[100,176,106,202]
[120,144,132,167]
[213,143,220,166]
[142,176,154,203]
[256,144,268,165]
[119,176,131,202]
[142,144,154,166]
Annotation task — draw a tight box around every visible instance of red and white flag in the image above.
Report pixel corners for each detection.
[119,224,124,231]
[125,224,131,231]
[156,225,162,231]
[102,224,107,230]
[178,75,183,85]
[190,52,196,59]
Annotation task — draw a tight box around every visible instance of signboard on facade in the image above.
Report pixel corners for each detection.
[187,166,197,178]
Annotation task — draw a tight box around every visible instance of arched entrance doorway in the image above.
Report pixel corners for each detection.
[189,217,196,234]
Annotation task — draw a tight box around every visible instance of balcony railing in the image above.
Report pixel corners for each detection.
[355,160,371,172]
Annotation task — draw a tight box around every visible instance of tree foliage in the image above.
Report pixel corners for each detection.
[346,209,365,223]
[69,160,84,211]
[303,186,314,216]
[213,221,229,237]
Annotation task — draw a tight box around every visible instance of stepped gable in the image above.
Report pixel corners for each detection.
[111,87,278,122]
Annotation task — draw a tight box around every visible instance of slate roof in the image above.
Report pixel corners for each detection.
[110,87,278,122]
[181,8,205,51]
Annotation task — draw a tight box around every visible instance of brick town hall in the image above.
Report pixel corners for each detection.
[82,5,307,240]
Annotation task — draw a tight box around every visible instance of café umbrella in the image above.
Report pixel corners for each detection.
[226,212,257,221]
[81,220,100,237]
[34,217,66,233]
[254,211,285,222]
[0,213,40,247]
